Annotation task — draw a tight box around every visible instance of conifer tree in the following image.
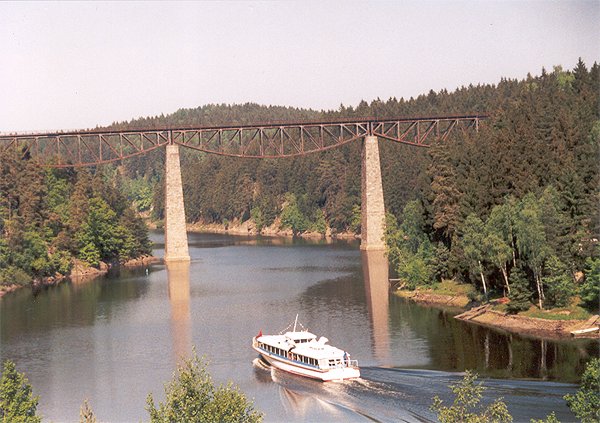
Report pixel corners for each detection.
[507,265,532,314]
[0,360,40,423]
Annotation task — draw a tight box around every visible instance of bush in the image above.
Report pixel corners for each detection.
[431,370,512,423]
[250,207,266,233]
[564,358,600,423]
[146,351,262,423]
[279,193,309,236]
[0,266,32,287]
[310,210,327,235]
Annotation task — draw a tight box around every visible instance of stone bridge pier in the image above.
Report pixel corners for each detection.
[164,144,190,262]
[360,136,386,251]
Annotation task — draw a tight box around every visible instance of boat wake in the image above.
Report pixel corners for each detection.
[252,359,432,422]
[252,360,577,423]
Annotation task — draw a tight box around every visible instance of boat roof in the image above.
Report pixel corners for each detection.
[284,331,317,341]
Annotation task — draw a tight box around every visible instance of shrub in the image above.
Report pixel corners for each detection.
[431,370,512,423]
[146,351,262,423]
[564,358,600,423]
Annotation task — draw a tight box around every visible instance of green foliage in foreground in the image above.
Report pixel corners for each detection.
[564,358,600,423]
[431,371,512,423]
[146,352,262,423]
[530,412,561,423]
[0,360,40,423]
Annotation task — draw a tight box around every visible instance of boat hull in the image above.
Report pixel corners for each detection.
[253,345,360,382]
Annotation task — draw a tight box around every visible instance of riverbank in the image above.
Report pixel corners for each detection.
[456,305,600,339]
[395,289,471,308]
[186,217,359,240]
[394,286,599,339]
[1,273,69,299]
[0,255,159,298]
[70,255,159,282]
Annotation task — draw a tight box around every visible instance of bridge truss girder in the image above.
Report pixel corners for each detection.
[0,115,485,167]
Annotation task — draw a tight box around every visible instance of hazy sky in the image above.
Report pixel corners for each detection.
[1,1,598,132]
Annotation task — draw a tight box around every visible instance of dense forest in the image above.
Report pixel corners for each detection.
[1,60,598,313]
[0,158,151,290]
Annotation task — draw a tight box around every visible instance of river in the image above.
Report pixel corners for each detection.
[0,232,597,422]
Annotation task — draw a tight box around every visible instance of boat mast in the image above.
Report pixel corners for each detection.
[293,314,298,332]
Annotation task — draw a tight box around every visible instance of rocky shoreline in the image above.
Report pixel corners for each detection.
[186,218,359,240]
[395,289,600,339]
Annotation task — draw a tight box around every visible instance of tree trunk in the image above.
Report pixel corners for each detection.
[478,260,488,295]
[534,270,544,309]
[511,241,517,267]
[501,264,510,294]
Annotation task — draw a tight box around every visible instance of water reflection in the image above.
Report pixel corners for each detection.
[389,296,598,381]
[166,261,192,363]
[1,233,597,422]
[361,250,391,365]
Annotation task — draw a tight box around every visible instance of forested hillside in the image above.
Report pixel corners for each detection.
[114,60,599,311]
[0,159,151,290]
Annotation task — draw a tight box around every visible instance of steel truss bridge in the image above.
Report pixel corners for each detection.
[0,115,485,167]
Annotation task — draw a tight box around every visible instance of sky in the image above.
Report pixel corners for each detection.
[1,0,598,132]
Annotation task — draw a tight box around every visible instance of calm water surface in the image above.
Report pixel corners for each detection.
[1,232,597,422]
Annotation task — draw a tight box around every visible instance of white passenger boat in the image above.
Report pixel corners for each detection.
[252,317,360,381]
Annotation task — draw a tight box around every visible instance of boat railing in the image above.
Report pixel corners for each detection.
[328,359,359,369]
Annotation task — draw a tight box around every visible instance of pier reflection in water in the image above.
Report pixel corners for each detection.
[167,261,192,363]
[361,250,391,365]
